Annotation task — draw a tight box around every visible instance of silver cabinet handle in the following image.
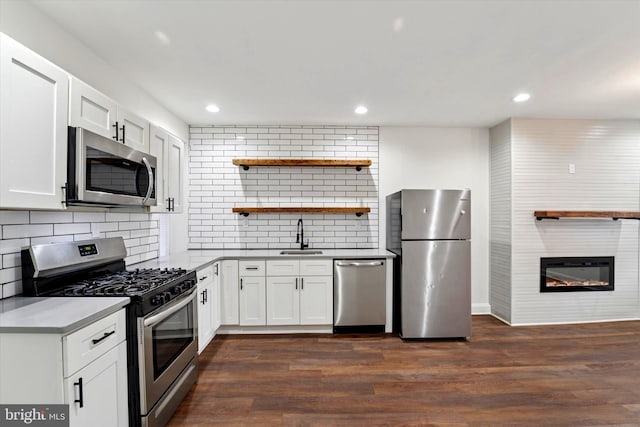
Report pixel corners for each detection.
[141,157,154,206]
[336,261,384,267]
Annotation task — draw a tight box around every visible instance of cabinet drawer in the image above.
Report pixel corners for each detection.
[267,260,300,276]
[300,259,333,276]
[239,260,265,276]
[64,309,126,377]
[197,265,215,284]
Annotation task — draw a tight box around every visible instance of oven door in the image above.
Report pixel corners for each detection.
[70,127,157,206]
[138,290,197,414]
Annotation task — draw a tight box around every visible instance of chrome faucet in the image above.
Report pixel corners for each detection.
[296,218,309,250]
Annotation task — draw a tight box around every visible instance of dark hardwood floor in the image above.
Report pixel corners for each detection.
[169,316,640,426]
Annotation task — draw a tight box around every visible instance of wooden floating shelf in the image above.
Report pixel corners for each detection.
[232,158,372,171]
[534,211,640,221]
[232,207,371,217]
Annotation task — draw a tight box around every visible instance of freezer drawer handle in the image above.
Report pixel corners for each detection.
[336,261,384,267]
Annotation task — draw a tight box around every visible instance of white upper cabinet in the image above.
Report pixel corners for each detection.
[69,77,117,140]
[166,134,184,213]
[117,106,149,153]
[0,34,69,210]
[149,126,184,213]
[69,76,149,152]
[149,125,169,212]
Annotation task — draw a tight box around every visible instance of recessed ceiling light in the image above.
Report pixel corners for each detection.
[205,104,220,113]
[154,30,171,46]
[354,105,368,114]
[512,93,531,103]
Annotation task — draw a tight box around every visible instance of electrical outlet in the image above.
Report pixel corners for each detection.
[569,163,576,174]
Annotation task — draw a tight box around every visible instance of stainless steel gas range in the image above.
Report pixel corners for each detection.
[21,237,198,427]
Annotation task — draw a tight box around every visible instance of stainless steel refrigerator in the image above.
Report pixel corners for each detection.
[386,189,471,339]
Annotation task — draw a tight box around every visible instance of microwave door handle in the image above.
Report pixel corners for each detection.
[141,157,153,205]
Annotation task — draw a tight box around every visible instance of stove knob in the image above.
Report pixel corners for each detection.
[171,285,183,295]
[151,295,162,306]
[163,291,172,302]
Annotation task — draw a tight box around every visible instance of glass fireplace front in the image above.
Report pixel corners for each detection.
[540,257,614,292]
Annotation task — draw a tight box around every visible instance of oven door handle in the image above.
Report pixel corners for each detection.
[141,157,153,206]
[143,291,194,327]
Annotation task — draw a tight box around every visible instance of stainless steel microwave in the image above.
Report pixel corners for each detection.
[66,127,157,207]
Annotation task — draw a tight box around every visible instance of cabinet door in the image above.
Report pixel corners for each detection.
[149,125,168,212]
[239,276,266,326]
[196,280,213,354]
[220,260,239,325]
[66,341,128,427]
[266,276,299,325]
[299,276,333,325]
[0,34,69,209]
[211,262,221,333]
[117,106,149,153]
[69,76,117,140]
[166,134,184,213]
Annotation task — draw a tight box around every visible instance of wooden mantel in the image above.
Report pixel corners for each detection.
[232,158,372,171]
[232,207,371,217]
[534,210,640,220]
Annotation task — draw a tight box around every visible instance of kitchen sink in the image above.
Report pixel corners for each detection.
[280,250,323,255]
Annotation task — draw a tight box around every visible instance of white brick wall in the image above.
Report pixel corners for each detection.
[0,210,160,299]
[188,125,379,249]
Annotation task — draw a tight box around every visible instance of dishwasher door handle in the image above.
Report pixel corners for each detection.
[336,261,384,267]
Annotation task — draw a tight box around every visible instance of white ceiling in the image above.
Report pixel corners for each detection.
[31,0,640,127]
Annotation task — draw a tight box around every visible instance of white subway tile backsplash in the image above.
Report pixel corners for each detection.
[0,211,29,225]
[3,224,53,239]
[188,124,378,249]
[0,209,160,299]
[30,211,73,224]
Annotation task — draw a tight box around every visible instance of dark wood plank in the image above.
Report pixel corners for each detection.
[168,316,640,426]
[232,158,372,168]
[534,210,640,220]
[231,207,371,215]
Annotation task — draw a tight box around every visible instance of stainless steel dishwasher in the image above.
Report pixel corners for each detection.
[333,259,386,332]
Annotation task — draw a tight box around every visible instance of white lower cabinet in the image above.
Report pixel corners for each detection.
[239,275,266,326]
[220,259,239,325]
[266,259,333,326]
[0,309,128,426]
[266,276,299,325]
[65,341,128,427]
[196,265,215,354]
[299,275,333,325]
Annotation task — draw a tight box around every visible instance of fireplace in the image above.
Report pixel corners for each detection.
[540,257,614,292]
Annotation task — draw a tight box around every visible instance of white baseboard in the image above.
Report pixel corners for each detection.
[509,317,639,327]
[472,303,491,314]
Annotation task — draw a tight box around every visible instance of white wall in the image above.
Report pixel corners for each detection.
[379,127,491,313]
[0,0,188,141]
[509,119,640,325]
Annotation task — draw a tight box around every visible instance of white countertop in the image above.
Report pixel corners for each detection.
[0,297,130,334]
[133,248,395,271]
